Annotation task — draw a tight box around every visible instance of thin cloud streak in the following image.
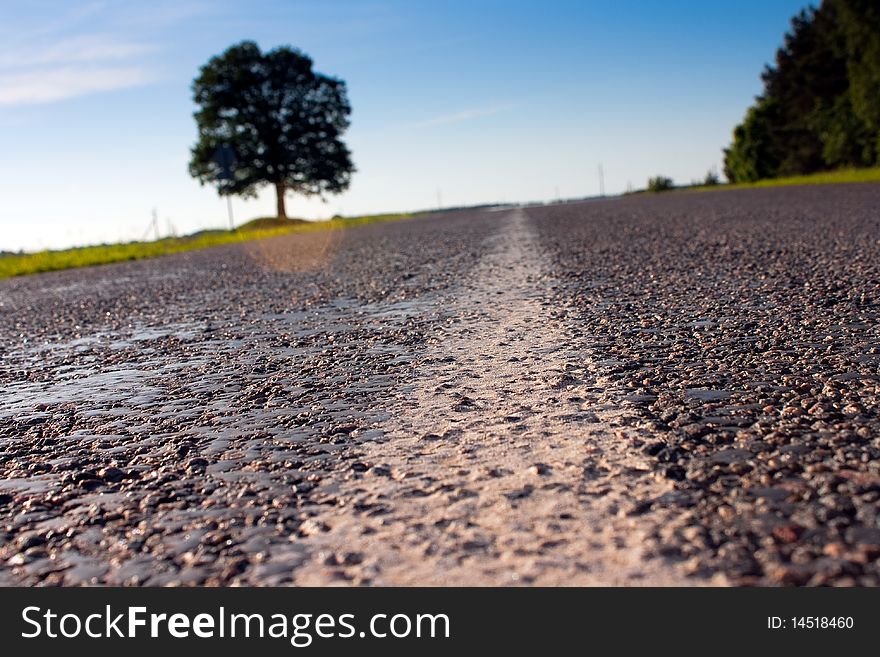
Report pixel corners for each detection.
[406,103,517,129]
[0,36,157,69]
[0,33,158,106]
[0,66,155,106]
[0,1,207,107]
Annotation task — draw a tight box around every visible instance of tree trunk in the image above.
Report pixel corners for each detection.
[275,182,287,219]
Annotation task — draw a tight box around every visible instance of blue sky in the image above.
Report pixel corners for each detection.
[2,0,811,251]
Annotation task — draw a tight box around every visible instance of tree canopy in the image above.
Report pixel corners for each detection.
[724,0,880,183]
[189,41,354,218]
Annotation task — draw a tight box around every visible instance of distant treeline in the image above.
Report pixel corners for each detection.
[724,0,880,183]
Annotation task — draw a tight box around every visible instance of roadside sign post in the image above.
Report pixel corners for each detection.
[214,144,237,230]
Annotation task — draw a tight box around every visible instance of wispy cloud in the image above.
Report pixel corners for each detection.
[0,35,157,69]
[112,1,212,29]
[0,1,208,107]
[407,104,517,129]
[0,65,155,106]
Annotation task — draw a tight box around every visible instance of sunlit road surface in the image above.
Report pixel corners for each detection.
[2,184,879,586]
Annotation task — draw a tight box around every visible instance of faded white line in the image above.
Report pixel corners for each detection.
[293,209,712,585]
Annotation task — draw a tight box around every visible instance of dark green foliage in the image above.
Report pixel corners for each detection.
[189,41,354,218]
[724,100,783,182]
[724,0,880,182]
[703,168,721,186]
[647,176,675,192]
[809,93,875,167]
[838,0,880,156]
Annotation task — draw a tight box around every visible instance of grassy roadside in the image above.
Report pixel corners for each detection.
[689,166,880,192]
[0,212,414,280]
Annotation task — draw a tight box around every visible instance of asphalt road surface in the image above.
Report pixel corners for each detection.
[2,184,879,586]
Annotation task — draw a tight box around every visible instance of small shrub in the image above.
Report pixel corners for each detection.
[647,175,674,192]
[703,168,721,186]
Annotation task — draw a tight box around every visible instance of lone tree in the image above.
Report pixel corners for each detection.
[189,41,354,219]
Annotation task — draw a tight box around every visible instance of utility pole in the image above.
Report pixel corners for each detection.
[214,144,237,229]
[152,208,160,241]
[226,196,234,231]
[598,163,605,197]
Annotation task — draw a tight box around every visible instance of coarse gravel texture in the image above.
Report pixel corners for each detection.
[1,184,878,586]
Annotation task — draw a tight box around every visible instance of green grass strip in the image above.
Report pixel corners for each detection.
[690,166,880,192]
[0,213,414,280]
